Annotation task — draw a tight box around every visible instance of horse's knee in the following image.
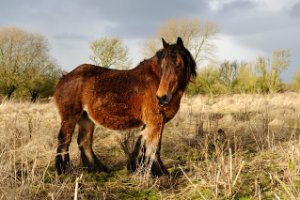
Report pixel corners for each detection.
[58,121,76,147]
[144,139,159,163]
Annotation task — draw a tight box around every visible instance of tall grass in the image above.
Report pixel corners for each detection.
[1,93,300,199]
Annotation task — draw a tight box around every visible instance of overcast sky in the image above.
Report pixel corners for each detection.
[0,0,299,82]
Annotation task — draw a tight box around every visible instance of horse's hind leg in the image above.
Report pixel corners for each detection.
[77,112,108,172]
[55,115,79,174]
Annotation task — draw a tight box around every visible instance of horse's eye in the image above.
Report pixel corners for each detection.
[176,64,182,70]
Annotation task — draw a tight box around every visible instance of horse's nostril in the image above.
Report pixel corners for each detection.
[156,94,168,105]
[156,94,167,101]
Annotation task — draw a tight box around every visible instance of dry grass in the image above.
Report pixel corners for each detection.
[1,93,300,199]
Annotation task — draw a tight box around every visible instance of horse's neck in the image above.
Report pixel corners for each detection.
[135,56,160,79]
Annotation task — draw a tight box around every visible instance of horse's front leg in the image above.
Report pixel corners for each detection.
[133,115,168,177]
[150,131,169,176]
[145,124,169,176]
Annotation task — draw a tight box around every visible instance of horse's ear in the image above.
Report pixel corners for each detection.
[162,38,169,48]
[176,37,184,49]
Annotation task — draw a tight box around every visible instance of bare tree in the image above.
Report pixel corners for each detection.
[89,37,131,69]
[143,18,219,64]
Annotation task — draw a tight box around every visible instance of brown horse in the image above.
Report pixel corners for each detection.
[54,37,196,176]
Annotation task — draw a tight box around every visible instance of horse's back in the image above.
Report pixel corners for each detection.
[62,64,109,79]
[54,64,107,115]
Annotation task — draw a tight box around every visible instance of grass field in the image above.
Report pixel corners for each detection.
[1,93,300,199]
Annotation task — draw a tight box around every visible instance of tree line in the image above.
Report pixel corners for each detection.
[0,27,60,102]
[0,19,299,101]
[187,49,294,96]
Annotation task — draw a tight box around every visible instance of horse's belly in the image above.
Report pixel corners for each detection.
[84,92,143,129]
[86,107,143,130]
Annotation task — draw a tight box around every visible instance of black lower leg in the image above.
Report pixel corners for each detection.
[56,130,64,174]
[55,149,72,174]
[151,154,169,177]
[55,128,73,174]
[127,135,144,172]
[92,152,108,172]
[55,153,64,174]
[151,127,169,176]
[80,147,108,172]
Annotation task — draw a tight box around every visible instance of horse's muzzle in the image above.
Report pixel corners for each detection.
[156,94,171,106]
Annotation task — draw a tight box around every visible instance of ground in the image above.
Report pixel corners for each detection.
[1,93,300,199]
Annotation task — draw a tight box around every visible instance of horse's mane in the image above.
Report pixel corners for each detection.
[183,48,197,78]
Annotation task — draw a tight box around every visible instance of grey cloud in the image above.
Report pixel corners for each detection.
[81,0,205,21]
[234,27,300,53]
[291,2,300,16]
[0,0,299,81]
[54,33,91,41]
[0,0,207,38]
[208,1,297,36]
[77,0,207,38]
[217,0,256,13]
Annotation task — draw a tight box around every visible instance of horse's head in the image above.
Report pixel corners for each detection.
[156,37,196,106]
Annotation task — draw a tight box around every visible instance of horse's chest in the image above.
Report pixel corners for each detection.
[163,105,180,122]
[162,93,183,121]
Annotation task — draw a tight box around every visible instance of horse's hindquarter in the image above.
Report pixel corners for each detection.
[82,69,145,130]
[54,65,94,117]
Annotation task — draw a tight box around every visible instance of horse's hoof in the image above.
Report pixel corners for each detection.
[97,164,109,173]
[95,160,109,172]
[157,175,173,189]
[151,161,169,177]
[55,162,73,175]
[151,169,170,177]
[126,161,137,173]
[85,163,108,173]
